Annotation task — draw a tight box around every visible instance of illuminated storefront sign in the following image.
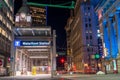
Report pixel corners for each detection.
[15,41,50,46]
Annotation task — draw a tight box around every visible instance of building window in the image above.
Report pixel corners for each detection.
[88,13,90,16]
[87,48,90,52]
[85,13,87,16]
[90,41,93,46]
[85,24,88,28]
[91,48,93,52]
[89,30,92,33]
[86,30,88,33]
[88,7,90,10]
[86,36,88,40]
[89,24,91,27]
[0,14,2,21]
[88,18,91,22]
[85,18,87,22]
[90,35,92,39]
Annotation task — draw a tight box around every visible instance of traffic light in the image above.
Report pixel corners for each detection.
[60,58,65,63]
[94,53,100,59]
[8,57,10,62]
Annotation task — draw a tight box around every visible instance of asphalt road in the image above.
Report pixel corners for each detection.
[0,74,120,80]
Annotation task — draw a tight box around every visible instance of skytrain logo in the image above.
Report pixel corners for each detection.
[14,41,21,46]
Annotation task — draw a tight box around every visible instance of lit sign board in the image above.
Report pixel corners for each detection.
[21,41,50,46]
[14,41,50,46]
[15,41,21,46]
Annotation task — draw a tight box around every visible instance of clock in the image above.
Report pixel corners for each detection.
[20,13,26,18]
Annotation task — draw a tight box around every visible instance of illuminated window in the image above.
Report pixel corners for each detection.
[27,16,31,22]
[7,12,9,17]
[2,29,6,36]
[84,0,87,2]
[4,0,9,5]
[0,14,2,21]
[86,30,88,33]
[3,18,5,24]
[97,30,100,33]
[8,35,12,41]
[0,27,2,33]
[15,16,19,22]
[9,25,11,30]
[89,30,92,33]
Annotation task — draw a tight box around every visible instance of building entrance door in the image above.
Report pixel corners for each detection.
[15,46,51,76]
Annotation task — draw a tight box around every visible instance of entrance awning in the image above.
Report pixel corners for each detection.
[13,27,51,36]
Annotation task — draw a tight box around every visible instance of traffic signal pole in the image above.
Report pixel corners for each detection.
[96,59,99,71]
[27,1,75,9]
[94,53,100,72]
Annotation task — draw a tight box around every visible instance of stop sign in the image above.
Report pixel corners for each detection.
[0,59,2,66]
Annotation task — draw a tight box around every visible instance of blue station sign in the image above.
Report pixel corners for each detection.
[15,41,50,46]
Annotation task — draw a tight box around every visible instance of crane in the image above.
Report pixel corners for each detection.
[27,1,75,9]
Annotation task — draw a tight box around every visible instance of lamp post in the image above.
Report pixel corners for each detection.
[51,30,56,78]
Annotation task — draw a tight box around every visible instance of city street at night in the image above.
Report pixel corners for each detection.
[0,74,120,80]
[1,0,120,79]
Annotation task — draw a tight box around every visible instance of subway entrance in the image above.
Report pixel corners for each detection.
[12,27,56,76]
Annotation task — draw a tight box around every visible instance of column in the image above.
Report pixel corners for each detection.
[10,31,16,76]
[20,50,22,71]
[108,16,118,73]
[108,16,118,58]
[26,56,28,71]
[115,10,120,73]
[31,59,33,71]
[102,20,110,59]
[115,11,120,56]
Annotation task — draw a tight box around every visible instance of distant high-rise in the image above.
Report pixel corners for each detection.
[65,0,99,72]
[29,6,47,26]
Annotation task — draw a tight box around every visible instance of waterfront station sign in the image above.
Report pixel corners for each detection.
[15,41,50,46]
